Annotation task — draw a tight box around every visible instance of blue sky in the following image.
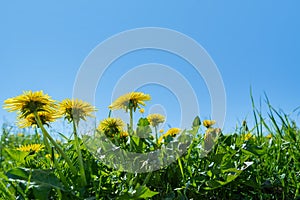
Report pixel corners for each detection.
[1,1,300,133]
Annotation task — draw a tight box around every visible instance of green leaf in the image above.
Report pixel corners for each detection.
[117,184,159,199]
[136,126,152,138]
[243,144,266,156]
[136,118,152,139]
[6,167,65,200]
[187,116,201,137]
[137,118,150,126]
[207,170,213,178]
[210,153,226,165]
[4,148,29,164]
[134,184,159,199]
[130,136,147,152]
[0,172,15,200]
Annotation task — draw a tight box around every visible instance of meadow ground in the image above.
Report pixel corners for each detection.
[0,91,299,199]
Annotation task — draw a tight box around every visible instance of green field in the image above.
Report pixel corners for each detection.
[0,91,299,199]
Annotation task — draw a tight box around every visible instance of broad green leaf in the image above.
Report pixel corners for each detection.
[136,126,152,138]
[136,118,152,139]
[137,117,150,126]
[204,160,253,190]
[6,167,65,200]
[4,148,29,164]
[244,144,266,156]
[210,153,226,165]
[117,184,159,199]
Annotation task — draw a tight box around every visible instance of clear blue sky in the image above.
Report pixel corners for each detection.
[1,1,300,133]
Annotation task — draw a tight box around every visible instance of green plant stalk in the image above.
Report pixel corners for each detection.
[0,179,15,200]
[35,126,51,153]
[96,174,104,199]
[154,126,158,144]
[0,139,2,169]
[295,183,300,198]
[25,170,32,195]
[250,88,260,137]
[34,112,77,175]
[129,107,137,152]
[186,126,200,161]
[129,108,134,134]
[177,157,185,181]
[142,172,152,186]
[73,120,87,186]
[56,189,62,200]
[52,147,69,188]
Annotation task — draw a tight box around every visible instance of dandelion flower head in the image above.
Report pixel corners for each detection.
[17,111,59,128]
[4,90,57,118]
[17,144,44,153]
[109,92,151,112]
[59,99,96,124]
[98,117,125,133]
[203,120,216,128]
[147,113,165,127]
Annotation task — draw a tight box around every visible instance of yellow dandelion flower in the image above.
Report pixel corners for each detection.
[165,128,181,137]
[3,90,57,119]
[158,128,181,144]
[120,131,129,138]
[17,144,44,153]
[139,108,145,114]
[98,117,125,133]
[242,132,253,141]
[203,120,216,128]
[266,134,272,139]
[59,99,96,124]
[45,153,59,159]
[17,111,59,128]
[109,92,151,112]
[147,113,165,127]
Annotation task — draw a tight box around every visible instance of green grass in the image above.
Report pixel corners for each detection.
[0,97,300,199]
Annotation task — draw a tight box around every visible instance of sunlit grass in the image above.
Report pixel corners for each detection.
[0,90,299,199]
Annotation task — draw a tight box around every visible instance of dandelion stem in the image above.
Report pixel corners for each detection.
[129,108,134,134]
[73,120,87,186]
[34,111,77,175]
[53,151,68,188]
[154,126,158,144]
[142,172,152,186]
[177,157,185,181]
[40,127,51,153]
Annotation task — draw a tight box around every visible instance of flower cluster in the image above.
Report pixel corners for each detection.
[3,91,96,128]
